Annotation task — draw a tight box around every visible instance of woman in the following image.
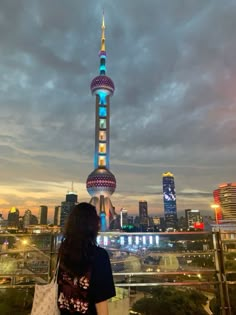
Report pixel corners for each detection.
[57,202,116,315]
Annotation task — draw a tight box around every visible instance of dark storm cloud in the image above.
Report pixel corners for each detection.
[0,0,236,214]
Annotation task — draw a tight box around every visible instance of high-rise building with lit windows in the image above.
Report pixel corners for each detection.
[162,171,177,229]
[214,183,236,220]
[213,188,223,223]
[185,209,203,230]
[86,15,116,231]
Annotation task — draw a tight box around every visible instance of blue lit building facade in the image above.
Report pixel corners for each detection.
[86,15,116,231]
[162,172,177,229]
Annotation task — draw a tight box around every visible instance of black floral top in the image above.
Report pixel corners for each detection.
[58,270,91,313]
[58,246,116,315]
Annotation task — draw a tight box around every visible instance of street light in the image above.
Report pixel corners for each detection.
[211,204,220,225]
[22,239,28,246]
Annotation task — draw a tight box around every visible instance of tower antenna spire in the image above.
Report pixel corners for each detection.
[100,11,106,53]
[71,181,74,192]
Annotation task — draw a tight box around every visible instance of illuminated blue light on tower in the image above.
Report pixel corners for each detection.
[99,107,107,117]
[98,91,107,105]
[100,211,106,232]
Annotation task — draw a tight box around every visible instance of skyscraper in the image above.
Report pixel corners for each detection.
[185,209,203,230]
[213,188,223,223]
[139,201,148,221]
[139,201,148,231]
[162,171,177,229]
[38,205,48,225]
[60,190,78,228]
[8,207,19,229]
[120,208,128,228]
[23,209,32,228]
[54,206,61,226]
[86,15,116,231]
[214,183,236,220]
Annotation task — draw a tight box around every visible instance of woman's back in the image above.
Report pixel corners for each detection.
[58,245,115,314]
[57,203,115,315]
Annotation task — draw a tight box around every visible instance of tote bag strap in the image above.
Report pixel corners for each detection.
[52,258,60,283]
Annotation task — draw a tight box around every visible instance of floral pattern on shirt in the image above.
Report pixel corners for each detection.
[58,269,91,314]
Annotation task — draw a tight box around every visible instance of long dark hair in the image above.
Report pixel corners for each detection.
[58,202,100,276]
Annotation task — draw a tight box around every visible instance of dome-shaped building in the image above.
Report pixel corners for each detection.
[90,75,115,96]
[86,167,116,197]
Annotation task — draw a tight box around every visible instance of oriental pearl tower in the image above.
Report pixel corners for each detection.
[86,14,116,231]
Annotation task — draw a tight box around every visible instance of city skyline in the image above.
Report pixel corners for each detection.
[1,1,236,218]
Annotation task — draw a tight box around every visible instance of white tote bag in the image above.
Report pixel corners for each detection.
[31,261,60,315]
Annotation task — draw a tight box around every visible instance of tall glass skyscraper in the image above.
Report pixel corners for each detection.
[162,172,177,229]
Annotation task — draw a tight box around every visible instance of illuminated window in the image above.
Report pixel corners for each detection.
[99,106,107,117]
[99,131,106,141]
[99,156,105,166]
[99,119,106,129]
[99,143,106,153]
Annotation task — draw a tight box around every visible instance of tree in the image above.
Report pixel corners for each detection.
[132,287,208,315]
[210,286,236,315]
[0,288,34,315]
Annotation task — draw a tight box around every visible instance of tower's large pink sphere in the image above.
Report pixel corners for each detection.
[86,167,116,197]
[90,75,115,95]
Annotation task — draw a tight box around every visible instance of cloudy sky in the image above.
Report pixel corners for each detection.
[0,0,236,220]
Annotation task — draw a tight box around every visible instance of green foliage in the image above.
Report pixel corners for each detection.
[225,252,236,260]
[0,288,34,315]
[225,260,236,271]
[209,286,236,315]
[210,297,220,315]
[132,287,208,315]
[225,252,236,271]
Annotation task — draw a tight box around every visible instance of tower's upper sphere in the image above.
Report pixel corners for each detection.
[86,167,116,197]
[90,75,115,95]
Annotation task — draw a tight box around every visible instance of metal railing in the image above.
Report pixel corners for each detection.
[0,228,235,315]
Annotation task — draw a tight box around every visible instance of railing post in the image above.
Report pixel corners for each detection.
[48,232,54,280]
[212,228,231,315]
